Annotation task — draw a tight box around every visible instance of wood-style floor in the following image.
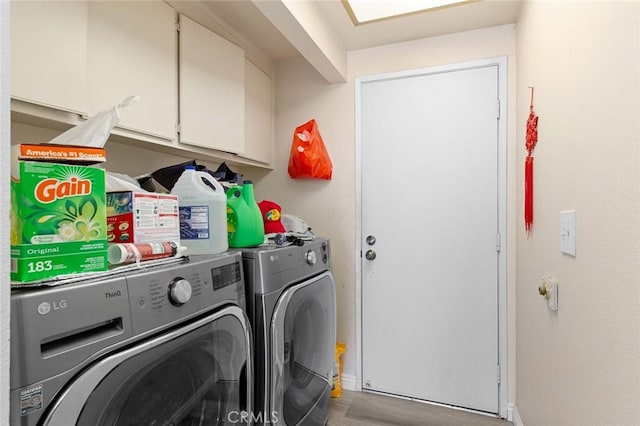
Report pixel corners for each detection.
[328,390,513,426]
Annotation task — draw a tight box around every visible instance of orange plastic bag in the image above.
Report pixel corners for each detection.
[288,119,333,180]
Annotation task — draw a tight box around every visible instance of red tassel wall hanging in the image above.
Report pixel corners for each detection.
[525,87,539,236]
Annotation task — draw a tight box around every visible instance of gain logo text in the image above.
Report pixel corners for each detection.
[34,177,92,203]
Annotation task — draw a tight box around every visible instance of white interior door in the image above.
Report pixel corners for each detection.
[360,64,501,413]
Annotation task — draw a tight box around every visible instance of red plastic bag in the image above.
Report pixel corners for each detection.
[288,119,332,180]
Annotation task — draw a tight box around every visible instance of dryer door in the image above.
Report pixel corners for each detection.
[42,306,252,425]
[271,271,336,425]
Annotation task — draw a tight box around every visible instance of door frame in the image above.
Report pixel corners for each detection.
[354,56,509,418]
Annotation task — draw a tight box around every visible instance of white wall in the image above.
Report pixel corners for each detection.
[252,56,356,384]
[0,1,10,424]
[515,1,640,425]
[255,23,517,405]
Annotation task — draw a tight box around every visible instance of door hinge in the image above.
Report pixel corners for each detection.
[176,20,181,32]
[495,232,501,252]
[176,122,182,134]
[497,364,501,384]
[496,99,501,119]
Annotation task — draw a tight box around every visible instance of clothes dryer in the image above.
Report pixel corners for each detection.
[10,254,252,426]
[240,238,336,425]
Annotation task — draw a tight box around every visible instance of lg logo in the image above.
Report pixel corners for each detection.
[37,300,68,315]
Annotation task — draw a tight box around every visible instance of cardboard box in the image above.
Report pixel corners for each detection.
[10,161,108,283]
[106,191,180,244]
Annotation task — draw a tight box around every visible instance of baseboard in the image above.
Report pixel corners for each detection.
[341,373,357,391]
[508,403,524,426]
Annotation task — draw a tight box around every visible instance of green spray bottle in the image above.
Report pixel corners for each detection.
[226,181,265,247]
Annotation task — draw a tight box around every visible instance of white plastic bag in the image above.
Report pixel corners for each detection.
[105,172,143,192]
[49,96,139,147]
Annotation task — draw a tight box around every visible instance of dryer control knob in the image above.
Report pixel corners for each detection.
[306,250,317,265]
[168,278,192,306]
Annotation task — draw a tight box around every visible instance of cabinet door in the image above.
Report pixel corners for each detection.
[88,1,178,141]
[179,14,245,154]
[11,0,88,114]
[243,59,273,164]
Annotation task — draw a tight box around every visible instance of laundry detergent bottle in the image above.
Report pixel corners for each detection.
[226,180,265,247]
[171,166,228,255]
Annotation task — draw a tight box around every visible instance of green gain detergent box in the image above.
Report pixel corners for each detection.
[10,161,108,283]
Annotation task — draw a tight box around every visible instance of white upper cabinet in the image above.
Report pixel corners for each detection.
[87,1,178,141]
[179,14,245,155]
[243,59,273,164]
[10,3,273,168]
[11,0,88,114]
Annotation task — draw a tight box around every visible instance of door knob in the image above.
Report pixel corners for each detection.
[365,250,376,261]
[365,235,376,246]
[538,283,549,297]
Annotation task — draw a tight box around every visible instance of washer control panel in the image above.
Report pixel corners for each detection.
[243,238,331,294]
[126,252,244,335]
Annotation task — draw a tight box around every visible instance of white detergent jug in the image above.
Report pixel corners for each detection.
[171,166,228,255]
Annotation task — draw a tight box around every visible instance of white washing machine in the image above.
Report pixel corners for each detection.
[240,237,336,425]
[10,254,252,426]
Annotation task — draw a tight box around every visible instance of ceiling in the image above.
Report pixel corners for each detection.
[202,0,522,61]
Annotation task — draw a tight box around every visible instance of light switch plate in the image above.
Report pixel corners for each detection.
[560,210,576,256]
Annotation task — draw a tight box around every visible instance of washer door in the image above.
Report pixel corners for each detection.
[42,306,252,425]
[271,271,336,425]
